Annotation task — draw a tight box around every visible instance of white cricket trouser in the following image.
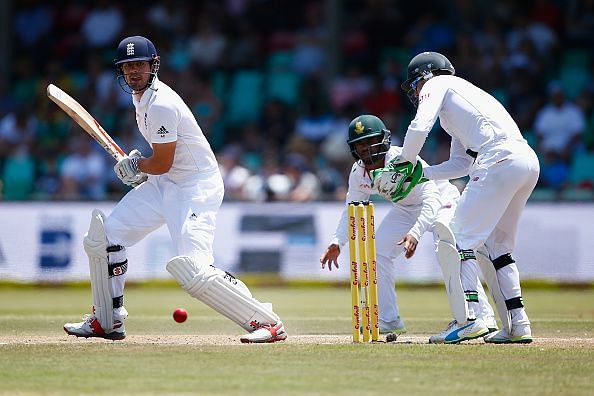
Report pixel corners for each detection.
[451,140,539,325]
[105,168,224,263]
[375,205,419,324]
[451,140,539,254]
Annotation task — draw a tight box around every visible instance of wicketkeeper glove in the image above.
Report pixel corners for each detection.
[371,156,427,203]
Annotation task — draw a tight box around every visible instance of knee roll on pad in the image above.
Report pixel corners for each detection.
[166,256,279,332]
[84,209,114,331]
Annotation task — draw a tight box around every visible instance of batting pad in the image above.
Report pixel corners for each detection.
[167,256,279,332]
[476,246,512,333]
[434,221,469,324]
[83,210,113,331]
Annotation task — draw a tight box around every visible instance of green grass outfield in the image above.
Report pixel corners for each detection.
[0,285,593,395]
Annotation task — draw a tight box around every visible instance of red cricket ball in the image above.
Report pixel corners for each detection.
[173,308,188,323]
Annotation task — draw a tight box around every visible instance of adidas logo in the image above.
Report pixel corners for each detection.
[157,125,168,136]
[189,213,197,220]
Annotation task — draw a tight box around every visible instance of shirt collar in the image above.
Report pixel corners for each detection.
[133,77,159,108]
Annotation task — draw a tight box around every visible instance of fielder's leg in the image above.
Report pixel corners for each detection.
[376,252,406,334]
[64,210,127,340]
[166,255,286,343]
[374,206,415,334]
[430,221,488,344]
[475,272,498,332]
[478,249,532,344]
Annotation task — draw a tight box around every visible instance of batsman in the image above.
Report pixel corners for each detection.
[64,36,286,343]
[320,115,497,343]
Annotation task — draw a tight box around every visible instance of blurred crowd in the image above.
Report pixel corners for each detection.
[1,0,593,202]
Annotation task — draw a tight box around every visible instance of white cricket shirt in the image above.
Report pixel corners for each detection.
[132,78,219,179]
[401,75,525,180]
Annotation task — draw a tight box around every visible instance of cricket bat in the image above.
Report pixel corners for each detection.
[46,83,126,162]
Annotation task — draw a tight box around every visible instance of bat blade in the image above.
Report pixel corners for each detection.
[46,83,126,161]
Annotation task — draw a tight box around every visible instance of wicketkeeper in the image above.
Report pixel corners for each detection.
[320,114,497,342]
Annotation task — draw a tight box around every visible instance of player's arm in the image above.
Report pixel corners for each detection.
[321,164,369,270]
[400,181,441,259]
[423,137,474,180]
[401,79,447,163]
[138,141,176,175]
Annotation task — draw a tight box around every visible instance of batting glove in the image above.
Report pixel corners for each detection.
[114,149,147,186]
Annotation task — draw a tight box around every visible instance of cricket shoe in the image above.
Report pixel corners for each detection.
[481,316,499,334]
[379,317,407,334]
[429,318,489,344]
[484,324,532,344]
[240,321,287,343]
[64,314,126,341]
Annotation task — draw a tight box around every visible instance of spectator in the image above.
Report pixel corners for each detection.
[291,2,327,76]
[58,135,107,200]
[534,81,586,161]
[539,151,570,192]
[330,64,373,111]
[1,0,593,202]
[14,0,53,48]
[265,153,321,202]
[0,107,37,157]
[218,144,251,201]
[80,0,123,48]
[188,19,227,69]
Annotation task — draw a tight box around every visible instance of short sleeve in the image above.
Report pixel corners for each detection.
[147,103,178,144]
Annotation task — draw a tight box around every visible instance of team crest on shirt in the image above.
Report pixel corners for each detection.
[157,125,168,136]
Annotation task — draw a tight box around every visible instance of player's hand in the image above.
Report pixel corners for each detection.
[114,149,147,186]
[371,157,413,201]
[398,234,418,259]
[320,244,340,271]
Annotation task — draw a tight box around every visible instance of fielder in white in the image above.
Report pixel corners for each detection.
[64,36,286,343]
[397,51,539,343]
[320,115,497,342]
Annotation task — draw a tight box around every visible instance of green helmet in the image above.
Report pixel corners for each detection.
[401,52,455,107]
[347,115,391,166]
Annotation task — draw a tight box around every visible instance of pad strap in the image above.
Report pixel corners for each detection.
[493,253,515,270]
[113,296,124,309]
[505,296,524,310]
[459,249,476,261]
[465,290,479,303]
[108,261,128,277]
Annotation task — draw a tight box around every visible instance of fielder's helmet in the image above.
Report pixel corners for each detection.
[114,36,160,93]
[347,114,391,166]
[401,51,455,106]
